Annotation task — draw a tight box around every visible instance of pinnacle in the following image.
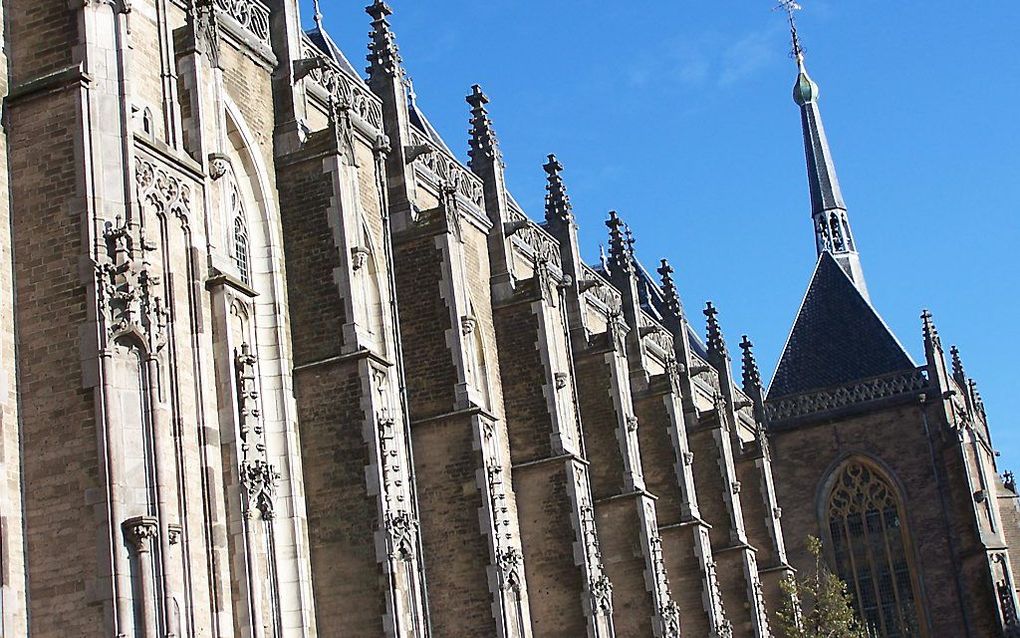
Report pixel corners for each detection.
[366,0,401,79]
[543,154,572,226]
[605,211,633,275]
[950,345,966,384]
[921,309,941,350]
[740,335,762,395]
[467,84,501,169]
[657,259,683,318]
[704,301,727,359]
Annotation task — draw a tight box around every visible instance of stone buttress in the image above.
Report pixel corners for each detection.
[365,3,534,635]
[468,89,615,637]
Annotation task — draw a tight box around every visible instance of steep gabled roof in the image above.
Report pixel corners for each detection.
[409,103,456,157]
[767,252,915,400]
[305,27,361,82]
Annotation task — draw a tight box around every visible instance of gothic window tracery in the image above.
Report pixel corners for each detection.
[230,183,252,286]
[826,460,921,637]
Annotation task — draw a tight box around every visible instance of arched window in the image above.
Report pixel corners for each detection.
[230,183,251,286]
[827,461,922,637]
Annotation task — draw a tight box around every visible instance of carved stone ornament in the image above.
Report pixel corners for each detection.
[123,516,159,553]
[168,523,183,545]
[189,0,221,66]
[385,510,418,562]
[496,546,524,593]
[350,246,371,272]
[766,368,928,423]
[240,458,280,520]
[97,216,169,353]
[662,600,682,638]
[554,372,569,390]
[208,153,230,180]
[214,0,270,46]
[626,416,639,432]
[301,37,384,133]
[461,315,477,336]
[731,481,742,495]
[590,573,613,614]
[682,451,695,466]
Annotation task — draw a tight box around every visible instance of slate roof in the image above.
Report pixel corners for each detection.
[305,27,361,82]
[767,251,915,400]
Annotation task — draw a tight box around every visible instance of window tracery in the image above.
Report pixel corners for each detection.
[826,460,921,637]
[230,183,252,286]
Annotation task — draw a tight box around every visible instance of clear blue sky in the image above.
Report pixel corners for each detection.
[314,2,1020,471]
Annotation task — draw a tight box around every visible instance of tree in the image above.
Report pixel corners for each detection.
[774,536,870,638]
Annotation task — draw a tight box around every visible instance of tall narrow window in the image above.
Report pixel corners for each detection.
[230,183,251,286]
[827,461,922,637]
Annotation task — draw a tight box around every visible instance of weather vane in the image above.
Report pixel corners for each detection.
[773,0,804,58]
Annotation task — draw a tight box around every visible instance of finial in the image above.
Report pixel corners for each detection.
[921,309,942,351]
[739,336,763,397]
[950,345,967,386]
[776,1,820,106]
[657,259,683,318]
[467,84,502,171]
[1004,471,1016,494]
[606,211,633,276]
[543,154,573,227]
[366,1,402,79]
[775,0,804,60]
[405,76,417,106]
[624,224,637,259]
[704,301,727,358]
[969,378,986,415]
[312,0,324,31]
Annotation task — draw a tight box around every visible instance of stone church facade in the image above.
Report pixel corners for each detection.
[0,1,1014,637]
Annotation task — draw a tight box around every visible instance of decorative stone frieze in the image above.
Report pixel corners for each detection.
[765,368,929,423]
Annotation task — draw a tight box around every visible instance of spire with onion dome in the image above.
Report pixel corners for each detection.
[780,1,868,299]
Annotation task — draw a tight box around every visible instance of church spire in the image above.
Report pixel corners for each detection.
[780,1,868,299]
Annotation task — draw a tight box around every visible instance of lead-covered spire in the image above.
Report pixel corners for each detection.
[781,1,868,299]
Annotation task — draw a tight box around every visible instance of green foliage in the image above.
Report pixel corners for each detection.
[774,536,869,638]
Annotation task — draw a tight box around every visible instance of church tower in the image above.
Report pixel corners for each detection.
[765,5,1020,637]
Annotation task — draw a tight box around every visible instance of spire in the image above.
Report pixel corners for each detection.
[657,259,684,319]
[606,211,633,276]
[740,336,763,398]
[543,154,573,228]
[466,84,502,172]
[704,301,727,360]
[366,1,402,80]
[779,1,868,298]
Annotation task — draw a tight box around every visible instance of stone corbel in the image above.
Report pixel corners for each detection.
[207,153,230,180]
[292,56,327,82]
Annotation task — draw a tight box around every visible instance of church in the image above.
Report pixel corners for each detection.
[0,0,1015,636]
